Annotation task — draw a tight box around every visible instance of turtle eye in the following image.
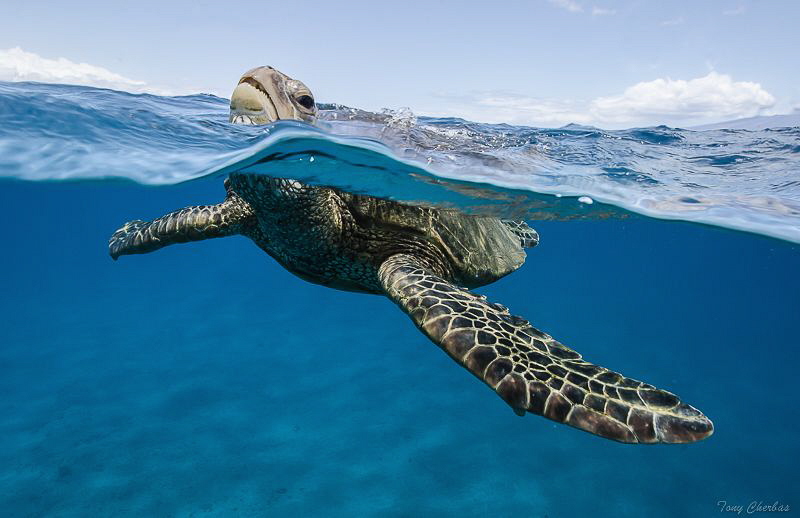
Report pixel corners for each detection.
[296,95,315,109]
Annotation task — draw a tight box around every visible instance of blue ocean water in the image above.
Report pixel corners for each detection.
[1,82,799,517]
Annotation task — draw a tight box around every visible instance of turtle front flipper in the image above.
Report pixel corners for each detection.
[109,185,254,260]
[378,253,713,444]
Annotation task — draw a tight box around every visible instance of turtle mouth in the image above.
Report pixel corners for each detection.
[229,77,281,125]
[229,113,259,125]
[239,76,271,99]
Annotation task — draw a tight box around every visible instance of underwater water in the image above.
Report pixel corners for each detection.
[1,82,799,517]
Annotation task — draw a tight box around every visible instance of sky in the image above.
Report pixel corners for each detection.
[1,0,798,128]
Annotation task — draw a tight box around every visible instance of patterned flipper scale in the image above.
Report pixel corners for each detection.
[109,191,253,260]
[502,220,540,249]
[379,254,713,444]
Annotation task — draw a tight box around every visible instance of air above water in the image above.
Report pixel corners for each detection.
[0,81,798,517]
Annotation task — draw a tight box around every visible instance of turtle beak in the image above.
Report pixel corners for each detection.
[229,66,301,125]
[229,81,274,125]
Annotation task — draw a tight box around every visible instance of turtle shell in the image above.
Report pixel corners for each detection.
[339,192,526,287]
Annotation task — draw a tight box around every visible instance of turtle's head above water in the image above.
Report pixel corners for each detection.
[229,66,316,125]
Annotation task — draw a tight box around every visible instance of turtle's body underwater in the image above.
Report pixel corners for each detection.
[109,66,713,444]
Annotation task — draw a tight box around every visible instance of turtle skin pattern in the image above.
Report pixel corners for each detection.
[379,253,713,443]
[109,189,254,260]
[501,220,540,248]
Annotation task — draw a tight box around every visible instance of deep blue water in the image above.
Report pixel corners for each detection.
[1,82,799,517]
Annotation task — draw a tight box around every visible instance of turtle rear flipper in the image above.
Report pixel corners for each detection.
[378,253,713,444]
[502,220,539,248]
[109,189,254,260]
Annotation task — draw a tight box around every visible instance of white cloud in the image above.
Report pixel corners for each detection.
[591,6,615,16]
[547,1,615,17]
[723,5,745,15]
[589,72,775,124]
[453,93,591,126]
[660,17,685,26]
[0,47,174,94]
[547,0,583,13]
[427,72,777,128]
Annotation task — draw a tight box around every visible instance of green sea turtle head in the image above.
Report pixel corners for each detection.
[229,66,316,125]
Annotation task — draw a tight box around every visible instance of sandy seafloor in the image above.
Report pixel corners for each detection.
[1,179,798,517]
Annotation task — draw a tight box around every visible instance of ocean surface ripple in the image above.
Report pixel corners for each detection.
[1,81,798,242]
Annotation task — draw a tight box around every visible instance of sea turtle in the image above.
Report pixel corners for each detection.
[109,66,713,444]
